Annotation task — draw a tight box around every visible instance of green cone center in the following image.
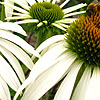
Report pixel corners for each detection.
[29,2,64,24]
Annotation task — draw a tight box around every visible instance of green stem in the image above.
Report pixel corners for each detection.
[36,31,43,48]
[36,26,53,48]
[27,33,33,43]
[1,0,5,21]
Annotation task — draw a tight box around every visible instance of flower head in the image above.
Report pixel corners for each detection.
[13,2,100,100]
[66,2,100,66]
[0,21,40,99]
[1,0,86,31]
[1,0,87,47]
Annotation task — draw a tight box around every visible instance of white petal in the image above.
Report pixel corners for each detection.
[21,52,77,100]
[1,2,29,14]
[38,0,44,3]
[44,0,51,2]
[14,42,69,100]
[55,18,76,24]
[6,16,31,20]
[35,35,65,53]
[60,0,70,8]
[0,76,11,100]
[18,0,29,6]
[39,40,66,57]
[0,38,34,70]
[64,11,86,18]
[15,19,39,24]
[54,60,82,100]
[71,67,91,100]
[4,0,14,17]
[0,55,21,91]
[0,22,26,36]
[7,12,31,17]
[0,30,40,58]
[37,22,43,27]
[57,23,69,28]
[52,23,66,31]
[52,0,57,4]
[0,45,25,83]
[84,67,100,100]
[10,0,30,10]
[63,3,87,14]
[25,0,36,6]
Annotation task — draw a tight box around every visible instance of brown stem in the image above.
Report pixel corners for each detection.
[27,33,33,43]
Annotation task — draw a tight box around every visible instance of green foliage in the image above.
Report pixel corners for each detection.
[35,24,66,47]
[77,0,94,4]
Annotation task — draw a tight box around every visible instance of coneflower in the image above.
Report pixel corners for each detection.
[14,3,100,100]
[1,0,86,46]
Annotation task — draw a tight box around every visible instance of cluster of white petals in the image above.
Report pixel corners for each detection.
[0,0,90,100]
[14,35,100,100]
[1,0,87,31]
[0,21,40,99]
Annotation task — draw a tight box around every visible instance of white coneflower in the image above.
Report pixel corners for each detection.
[0,21,40,99]
[14,3,100,100]
[2,0,86,29]
[1,0,86,46]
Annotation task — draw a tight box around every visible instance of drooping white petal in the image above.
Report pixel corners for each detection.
[6,16,31,20]
[9,0,30,10]
[71,67,91,100]
[15,19,39,24]
[25,0,36,6]
[4,0,14,17]
[52,23,66,31]
[35,35,65,53]
[7,12,31,17]
[63,3,87,14]
[0,45,25,83]
[14,42,68,100]
[21,52,77,100]
[54,60,82,100]
[37,21,47,27]
[64,11,86,18]
[0,55,21,91]
[38,40,66,57]
[57,23,69,28]
[0,30,40,58]
[84,67,100,100]
[37,22,44,27]
[0,2,29,14]
[0,38,34,70]
[0,76,11,100]
[0,22,26,36]
[60,0,70,8]
[55,18,76,24]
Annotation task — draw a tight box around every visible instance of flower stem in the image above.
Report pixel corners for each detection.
[36,31,44,48]
[36,26,53,48]
[1,0,5,21]
[27,33,33,43]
